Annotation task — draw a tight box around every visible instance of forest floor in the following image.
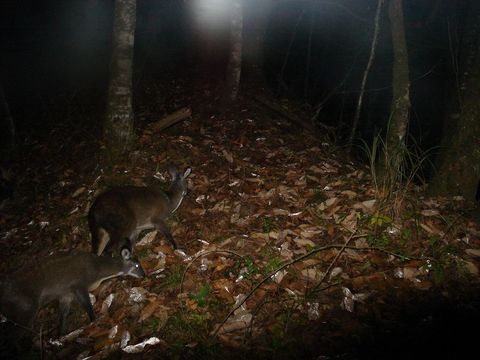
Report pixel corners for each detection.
[1,77,480,359]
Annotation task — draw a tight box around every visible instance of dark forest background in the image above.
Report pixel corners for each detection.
[0,0,469,168]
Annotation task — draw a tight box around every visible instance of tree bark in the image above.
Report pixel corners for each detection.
[429,0,480,201]
[104,0,136,159]
[373,0,410,195]
[243,0,273,88]
[385,0,410,165]
[224,0,243,102]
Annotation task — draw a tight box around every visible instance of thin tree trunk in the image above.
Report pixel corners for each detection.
[225,0,243,102]
[348,0,384,152]
[374,0,410,198]
[386,0,410,150]
[243,0,273,88]
[304,9,314,100]
[104,0,136,158]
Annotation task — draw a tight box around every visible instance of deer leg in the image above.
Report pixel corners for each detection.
[153,219,178,249]
[73,288,95,322]
[58,294,74,335]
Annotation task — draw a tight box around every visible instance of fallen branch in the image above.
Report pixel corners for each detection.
[309,230,356,295]
[211,232,418,338]
[150,107,192,132]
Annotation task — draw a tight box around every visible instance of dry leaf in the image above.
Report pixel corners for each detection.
[185,298,198,311]
[463,260,479,275]
[139,299,162,322]
[340,190,357,199]
[341,210,358,232]
[71,186,86,198]
[301,268,324,280]
[137,230,158,246]
[353,199,376,213]
[272,208,290,216]
[327,224,335,237]
[465,248,480,257]
[420,209,439,217]
[300,227,322,239]
[294,238,316,247]
[212,279,234,301]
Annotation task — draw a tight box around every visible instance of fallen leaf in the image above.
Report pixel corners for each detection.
[420,209,439,217]
[465,248,480,257]
[463,260,479,275]
[72,186,86,198]
[122,337,163,353]
[294,238,316,247]
[139,299,163,322]
[340,190,357,199]
[222,150,234,163]
[300,228,323,239]
[301,268,324,281]
[353,199,376,213]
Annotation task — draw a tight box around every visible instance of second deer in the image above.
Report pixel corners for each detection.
[88,165,191,256]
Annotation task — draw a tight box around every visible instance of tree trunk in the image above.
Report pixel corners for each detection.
[243,0,273,88]
[104,0,136,159]
[429,1,480,202]
[224,0,243,102]
[377,0,410,181]
[384,0,410,166]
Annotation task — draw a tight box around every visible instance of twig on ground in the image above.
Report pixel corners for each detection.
[211,231,420,338]
[309,231,357,294]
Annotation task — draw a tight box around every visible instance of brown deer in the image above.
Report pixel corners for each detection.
[88,165,191,255]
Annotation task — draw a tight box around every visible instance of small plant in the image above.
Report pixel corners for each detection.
[244,256,259,275]
[231,255,259,281]
[359,260,373,273]
[237,256,259,278]
[370,212,392,226]
[426,235,462,285]
[264,256,283,275]
[144,315,166,332]
[361,133,436,219]
[367,232,391,248]
[399,227,412,245]
[263,217,275,233]
[162,311,211,357]
[311,188,327,204]
[190,312,211,326]
[163,265,184,289]
[188,284,211,308]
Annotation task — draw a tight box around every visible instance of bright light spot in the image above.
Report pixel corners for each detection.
[187,0,231,32]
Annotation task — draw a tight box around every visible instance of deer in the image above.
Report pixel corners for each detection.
[0,248,145,348]
[88,165,191,256]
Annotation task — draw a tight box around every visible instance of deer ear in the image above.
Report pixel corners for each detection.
[121,247,131,260]
[183,168,191,178]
